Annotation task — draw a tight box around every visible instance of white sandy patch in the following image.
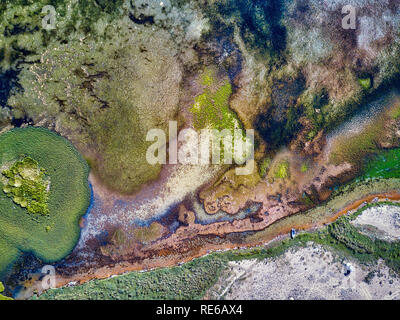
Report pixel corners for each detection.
[207,243,400,300]
[352,205,400,242]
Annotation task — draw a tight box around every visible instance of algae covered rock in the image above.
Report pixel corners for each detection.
[1,156,50,215]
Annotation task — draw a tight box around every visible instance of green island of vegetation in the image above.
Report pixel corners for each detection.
[1,156,50,216]
[0,127,90,278]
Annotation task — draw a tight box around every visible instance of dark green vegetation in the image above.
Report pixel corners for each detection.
[359,78,372,91]
[35,254,227,300]
[255,75,306,150]
[1,156,50,216]
[326,212,400,271]
[0,0,123,70]
[258,157,271,178]
[361,148,400,181]
[300,88,328,137]
[208,0,287,57]
[0,127,90,278]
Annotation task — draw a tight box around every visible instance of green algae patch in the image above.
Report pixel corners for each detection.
[274,159,290,179]
[0,127,90,277]
[201,68,215,87]
[190,68,246,135]
[190,78,237,132]
[189,69,252,163]
[0,281,13,300]
[358,78,372,91]
[1,156,50,216]
[361,148,400,180]
[133,222,164,245]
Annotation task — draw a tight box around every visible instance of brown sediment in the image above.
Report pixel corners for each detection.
[328,192,400,223]
[52,189,400,289]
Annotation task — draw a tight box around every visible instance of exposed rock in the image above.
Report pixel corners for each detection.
[178,204,196,225]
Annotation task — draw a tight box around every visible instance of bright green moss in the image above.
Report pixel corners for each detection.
[1,156,50,216]
[190,68,242,132]
[358,78,371,90]
[274,160,290,179]
[190,70,252,163]
[0,281,13,300]
[190,80,237,131]
[306,131,315,141]
[298,89,327,128]
[201,68,215,87]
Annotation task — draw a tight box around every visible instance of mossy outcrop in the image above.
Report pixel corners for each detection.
[1,156,50,215]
